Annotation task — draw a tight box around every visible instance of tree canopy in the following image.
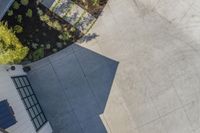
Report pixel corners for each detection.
[0,22,28,64]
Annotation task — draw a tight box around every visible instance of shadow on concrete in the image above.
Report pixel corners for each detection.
[79,33,99,43]
[27,44,118,133]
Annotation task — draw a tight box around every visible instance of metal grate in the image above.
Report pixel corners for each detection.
[12,75,47,131]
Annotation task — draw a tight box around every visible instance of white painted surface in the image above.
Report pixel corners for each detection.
[0,65,52,133]
[38,122,53,133]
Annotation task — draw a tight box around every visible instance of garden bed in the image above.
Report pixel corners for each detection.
[72,0,108,18]
[2,0,82,62]
[1,0,108,63]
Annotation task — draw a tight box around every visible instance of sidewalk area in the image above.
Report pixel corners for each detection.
[29,0,200,133]
[41,0,96,33]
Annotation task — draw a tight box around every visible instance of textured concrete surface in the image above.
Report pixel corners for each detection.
[76,0,200,133]
[28,0,200,133]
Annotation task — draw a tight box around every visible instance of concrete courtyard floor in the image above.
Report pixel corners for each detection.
[77,0,200,133]
[28,0,200,133]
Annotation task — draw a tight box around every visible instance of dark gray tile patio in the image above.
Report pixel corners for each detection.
[27,44,118,133]
[80,116,107,133]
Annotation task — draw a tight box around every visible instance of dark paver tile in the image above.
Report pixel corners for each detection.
[80,116,107,133]
[27,45,118,133]
[50,111,83,133]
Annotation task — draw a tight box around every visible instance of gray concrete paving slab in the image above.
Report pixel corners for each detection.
[75,0,200,132]
[80,116,107,133]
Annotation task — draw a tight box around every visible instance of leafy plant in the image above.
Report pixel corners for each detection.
[40,44,44,48]
[47,21,53,27]
[14,25,23,33]
[37,8,43,16]
[56,42,62,48]
[7,10,13,16]
[46,44,51,49]
[20,0,29,6]
[13,1,20,10]
[63,42,67,46]
[39,12,66,32]
[32,48,44,61]
[40,14,50,22]
[17,15,23,23]
[58,32,71,41]
[26,9,32,18]
[0,22,28,64]
[52,21,62,31]
[52,48,57,52]
[32,43,38,49]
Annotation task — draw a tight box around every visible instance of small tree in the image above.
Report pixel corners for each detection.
[0,22,29,64]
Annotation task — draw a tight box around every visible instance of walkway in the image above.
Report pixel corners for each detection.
[29,0,200,133]
[41,0,96,33]
[77,0,200,133]
[28,45,118,133]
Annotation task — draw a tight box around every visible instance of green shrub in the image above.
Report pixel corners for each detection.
[17,15,23,23]
[63,42,67,45]
[58,32,71,41]
[32,43,38,49]
[20,0,29,6]
[52,21,62,31]
[37,8,43,16]
[40,13,64,31]
[46,44,51,49]
[13,1,20,10]
[40,14,50,22]
[32,48,44,61]
[7,10,13,16]
[47,21,53,27]
[56,42,62,48]
[52,48,57,52]
[26,9,32,18]
[14,25,23,33]
[0,22,28,64]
